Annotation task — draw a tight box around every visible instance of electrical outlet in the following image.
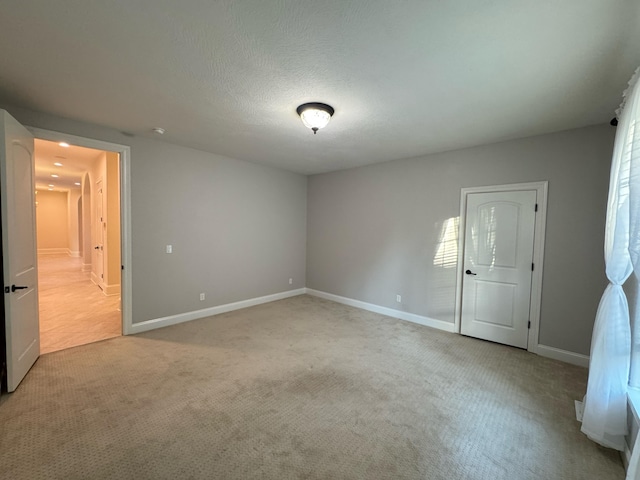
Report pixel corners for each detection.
[289,278,293,285]
[166,245,172,254]
[199,293,205,301]
[396,294,402,303]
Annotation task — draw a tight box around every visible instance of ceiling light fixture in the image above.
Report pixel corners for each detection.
[48,184,54,187]
[296,103,334,134]
[51,174,59,178]
[54,162,63,167]
[74,182,81,186]
[59,142,70,148]
[153,127,165,135]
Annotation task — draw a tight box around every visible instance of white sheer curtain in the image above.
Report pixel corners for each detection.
[624,69,640,480]
[582,68,640,454]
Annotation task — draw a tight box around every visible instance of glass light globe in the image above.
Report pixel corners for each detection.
[300,108,331,131]
[297,103,335,134]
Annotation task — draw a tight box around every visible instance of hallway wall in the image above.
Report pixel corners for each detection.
[36,190,69,254]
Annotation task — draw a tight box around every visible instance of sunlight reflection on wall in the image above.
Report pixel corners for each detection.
[433,217,459,268]
[430,216,459,322]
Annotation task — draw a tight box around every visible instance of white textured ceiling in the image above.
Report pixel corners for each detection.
[1,1,638,174]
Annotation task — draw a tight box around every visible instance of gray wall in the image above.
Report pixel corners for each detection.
[3,103,616,356]
[4,105,307,324]
[307,124,615,355]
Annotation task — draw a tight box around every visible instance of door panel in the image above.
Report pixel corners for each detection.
[1,110,39,391]
[460,190,536,349]
[474,280,516,327]
[477,202,520,267]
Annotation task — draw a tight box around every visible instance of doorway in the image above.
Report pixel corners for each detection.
[454,182,548,353]
[34,138,122,353]
[2,111,132,391]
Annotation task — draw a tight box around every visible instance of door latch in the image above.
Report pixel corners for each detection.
[10,285,28,292]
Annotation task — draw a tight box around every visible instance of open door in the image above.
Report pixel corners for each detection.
[0,110,39,392]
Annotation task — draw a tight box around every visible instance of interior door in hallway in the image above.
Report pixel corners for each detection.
[0,110,40,392]
[460,190,536,349]
[95,179,104,289]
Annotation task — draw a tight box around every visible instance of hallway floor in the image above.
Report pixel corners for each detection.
[38,254,121,354]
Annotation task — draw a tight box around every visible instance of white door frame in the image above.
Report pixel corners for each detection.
[26,126,133,336]
[453,181,548,353]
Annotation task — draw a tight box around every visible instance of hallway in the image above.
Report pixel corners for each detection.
[38,254,121,354]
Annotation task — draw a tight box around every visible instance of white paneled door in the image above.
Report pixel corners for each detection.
[1,110,40,391]
[460,190,537,349]
[95,179,104,290]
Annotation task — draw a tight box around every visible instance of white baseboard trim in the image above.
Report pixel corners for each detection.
[305,288,455,333]
[82,263,91,272]
[103,283,121,296]
[129,288,306,335]
[37,248,68,255]
[536,344,589,367]
[68,250,81,258]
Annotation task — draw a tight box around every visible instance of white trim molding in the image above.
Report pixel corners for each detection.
[103,283,121,296]
[37,248,68,255]
[536,344,589,367]
[625,388,640,470]
[454,181,548,354]
[129,289,306,335]
[306,289,456,333]
[27,126,133,336]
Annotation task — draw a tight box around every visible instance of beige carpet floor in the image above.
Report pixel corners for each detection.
[0,295,624,479]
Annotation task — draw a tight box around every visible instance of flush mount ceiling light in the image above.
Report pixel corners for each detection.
[58,142,70,148]
[296,103,334,134]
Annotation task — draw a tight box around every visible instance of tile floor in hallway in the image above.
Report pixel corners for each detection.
[38,254,121,354]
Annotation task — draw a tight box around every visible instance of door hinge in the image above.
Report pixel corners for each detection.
[535,203,538,212]
[528,321,531,329]
[3,286,8,294]
[121,265,124,270]
[531,263,534,271]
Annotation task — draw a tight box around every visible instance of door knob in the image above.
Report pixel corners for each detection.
[11,285,28,292]
[94,246,100,250]
[465,269,477,276]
